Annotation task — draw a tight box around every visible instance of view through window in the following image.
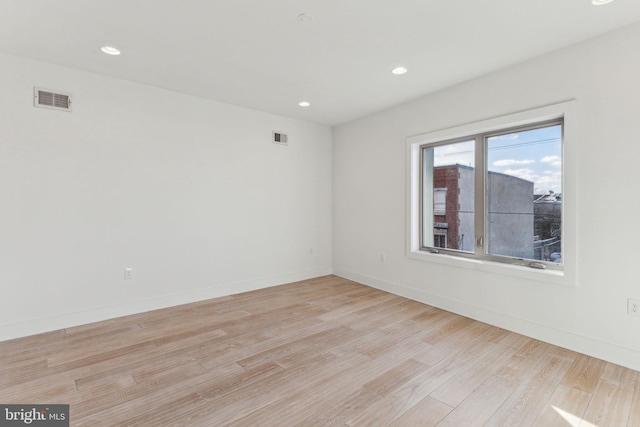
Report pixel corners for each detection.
[421,121,563,268]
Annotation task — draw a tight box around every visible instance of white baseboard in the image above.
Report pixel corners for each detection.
[0,266,332,342]
[334,268,640,372]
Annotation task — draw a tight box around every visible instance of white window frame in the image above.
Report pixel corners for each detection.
[406,101,577,286]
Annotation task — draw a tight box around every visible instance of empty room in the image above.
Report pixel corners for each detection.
[2,1,640,426]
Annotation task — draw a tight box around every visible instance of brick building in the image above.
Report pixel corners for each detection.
[433,165,474,252]
[432,164,535,259]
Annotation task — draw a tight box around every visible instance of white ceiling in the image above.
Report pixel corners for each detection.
[2,1,640,126]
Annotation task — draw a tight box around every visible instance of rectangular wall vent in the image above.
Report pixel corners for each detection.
[34,87,72,112]
[273,131,288,145]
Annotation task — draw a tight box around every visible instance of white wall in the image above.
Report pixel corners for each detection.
[333,22,640,370]
[0,53,332,340]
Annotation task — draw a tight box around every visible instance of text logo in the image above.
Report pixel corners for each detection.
[0,405,69,426]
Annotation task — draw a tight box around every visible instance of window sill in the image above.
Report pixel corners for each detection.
[407,249,572,287]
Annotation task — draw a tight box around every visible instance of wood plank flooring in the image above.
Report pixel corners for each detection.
[1,275,639,426]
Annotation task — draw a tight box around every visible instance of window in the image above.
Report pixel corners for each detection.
[433,188,447,215]
[414,118,564,271]
[433,233,447,249]
[485,123,562,264]
[420,120,562,269]
[422,140,475,253]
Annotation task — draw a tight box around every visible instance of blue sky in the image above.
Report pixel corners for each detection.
[433,124,562,194]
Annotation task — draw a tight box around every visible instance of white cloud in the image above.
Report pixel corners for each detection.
[534,174,561,194]
[504,168,536,182]
[541,155,562,167]
[493,159,534,167]
[433,141,475,167]
[495,165,561,193]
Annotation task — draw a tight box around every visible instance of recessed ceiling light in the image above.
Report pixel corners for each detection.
[392,66,408,75]
[100,46,121,56]
[592,0,614,4]
[298,101,311,107]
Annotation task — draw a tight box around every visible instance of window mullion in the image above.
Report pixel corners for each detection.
[474,135,486,256]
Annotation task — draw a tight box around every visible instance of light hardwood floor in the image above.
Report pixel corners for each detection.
[1,275,639,426]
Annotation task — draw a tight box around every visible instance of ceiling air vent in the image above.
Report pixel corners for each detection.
[273,131,288,145]
[34,87,72,112]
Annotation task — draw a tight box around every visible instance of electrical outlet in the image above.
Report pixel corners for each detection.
[124,267,134,280]
[628,298,640,316]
